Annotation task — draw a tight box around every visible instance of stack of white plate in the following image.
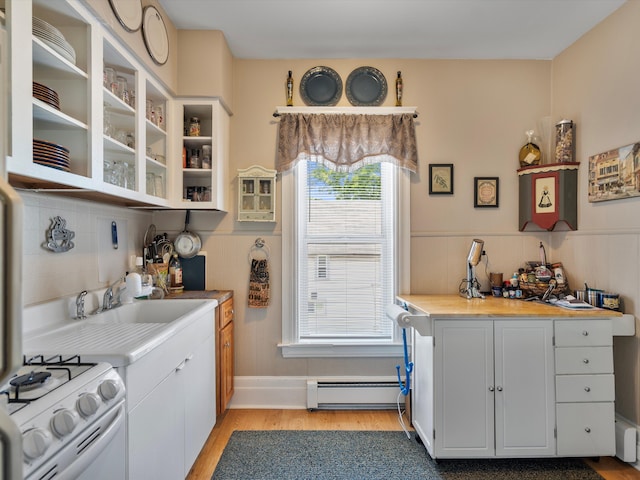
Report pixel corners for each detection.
[33,139,71,172]
[32,16,76,65]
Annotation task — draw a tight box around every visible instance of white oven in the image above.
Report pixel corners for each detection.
[2,356,126,480]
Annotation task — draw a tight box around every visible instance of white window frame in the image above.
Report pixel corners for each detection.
[279,160,410,358]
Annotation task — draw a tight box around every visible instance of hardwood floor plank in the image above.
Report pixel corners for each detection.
[186,409,640,480]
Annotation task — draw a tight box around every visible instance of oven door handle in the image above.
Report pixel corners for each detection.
[57,402,126,480]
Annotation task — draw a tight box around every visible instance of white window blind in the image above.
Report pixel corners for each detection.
[295,161,396,342]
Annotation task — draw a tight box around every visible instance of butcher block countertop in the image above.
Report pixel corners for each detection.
[166,289,233,303]
[397,294,623,319]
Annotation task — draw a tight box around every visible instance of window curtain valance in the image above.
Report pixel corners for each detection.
[276,113,418,173]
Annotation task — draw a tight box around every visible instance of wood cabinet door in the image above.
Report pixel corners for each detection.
[434,320,494,458]
[494,320,555,456]
[220,320,234,411]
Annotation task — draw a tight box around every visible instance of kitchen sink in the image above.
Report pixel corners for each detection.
[89,299,211,324]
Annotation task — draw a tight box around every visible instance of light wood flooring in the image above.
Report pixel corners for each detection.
[186,409,640,480]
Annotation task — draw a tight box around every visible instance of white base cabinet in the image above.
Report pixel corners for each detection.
[554,320,615,457]
[411,315,621,460]
[120,309,216,480]
[423,319,555,459]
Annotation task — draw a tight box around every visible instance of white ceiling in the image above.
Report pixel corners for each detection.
[157,0,626,60]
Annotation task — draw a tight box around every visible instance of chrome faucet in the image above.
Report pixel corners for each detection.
[102,277,125,311]
[75,290,88,319]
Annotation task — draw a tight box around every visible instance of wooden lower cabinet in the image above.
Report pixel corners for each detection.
[217,297,235,415]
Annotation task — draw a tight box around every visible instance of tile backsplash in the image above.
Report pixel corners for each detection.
[20,191,152,306]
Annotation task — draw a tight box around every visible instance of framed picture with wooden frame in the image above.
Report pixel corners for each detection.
[474,177,499,208]
[429,164,454,194]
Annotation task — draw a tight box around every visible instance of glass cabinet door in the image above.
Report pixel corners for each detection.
[237,166,276,222]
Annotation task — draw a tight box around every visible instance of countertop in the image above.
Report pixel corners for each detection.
[166,289,233,304]
[397,294,623,318]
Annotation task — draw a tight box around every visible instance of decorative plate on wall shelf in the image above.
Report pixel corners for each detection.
[345,66,387,106]
[299,66,342,106]
[109,0,143,32]
[142,6,169,65]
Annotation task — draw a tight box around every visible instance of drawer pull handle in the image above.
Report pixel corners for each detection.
[585,427,591,433]
[584,387,591,392]
[583,358,590,364]
[582,331,589,336]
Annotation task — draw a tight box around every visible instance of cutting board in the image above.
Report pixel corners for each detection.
[181,252,206,290]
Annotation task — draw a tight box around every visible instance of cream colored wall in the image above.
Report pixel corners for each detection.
[151,58,554,380]
[84,0,178,93]
[550,0,640,424]
[177,30,233,111]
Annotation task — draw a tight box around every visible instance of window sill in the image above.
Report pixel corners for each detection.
[278,342,405,358]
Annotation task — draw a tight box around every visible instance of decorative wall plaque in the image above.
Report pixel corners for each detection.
[43,216,75,252]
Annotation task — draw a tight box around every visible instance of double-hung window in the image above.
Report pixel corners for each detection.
[281,159,410,357]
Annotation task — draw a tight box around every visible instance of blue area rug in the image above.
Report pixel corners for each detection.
[212,430,602,479]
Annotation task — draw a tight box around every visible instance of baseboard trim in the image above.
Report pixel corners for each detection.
[228,376,400,410]
[228,376,308,409]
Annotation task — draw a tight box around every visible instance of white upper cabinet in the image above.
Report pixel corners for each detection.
[173,98,229,211]
[5,0,226,209]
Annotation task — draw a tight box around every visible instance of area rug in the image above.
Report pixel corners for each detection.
[211,431,602,480]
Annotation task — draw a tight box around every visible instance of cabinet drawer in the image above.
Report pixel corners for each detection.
[556,374,614,402]
[556,402,615,456]
[555,346,613,374]
[221,298,234,327]
[555,320,612,347]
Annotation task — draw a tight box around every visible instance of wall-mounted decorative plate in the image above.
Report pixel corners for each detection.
[108,0,143,33]
[346,66,387,106]
[142,6,169,65]
[299,66,342,106]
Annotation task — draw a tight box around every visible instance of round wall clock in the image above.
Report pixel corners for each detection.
[108,0,143,33]
[142,5,169,66]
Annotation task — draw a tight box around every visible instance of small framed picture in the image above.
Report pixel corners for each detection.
[429,164,454,194]
[474,177,499,208]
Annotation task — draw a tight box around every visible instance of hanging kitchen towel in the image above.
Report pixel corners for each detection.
[248,258,270,308]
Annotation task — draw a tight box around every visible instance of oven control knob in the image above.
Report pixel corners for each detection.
[76,392,101,417]
[51,409,79,438]
[23,428,52,460]
[98,379,121,401]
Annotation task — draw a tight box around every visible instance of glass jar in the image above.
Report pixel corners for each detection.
[189,117,201,136]
[116,76,128,104]
[519,130,541,167]
[201,145,212,169]
[555,119,575,162]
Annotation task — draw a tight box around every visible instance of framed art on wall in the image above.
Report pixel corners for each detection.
[429,164,454,194]
[474,177,499,208]
[588,141,640,202]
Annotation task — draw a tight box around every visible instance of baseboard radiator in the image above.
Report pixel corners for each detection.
[306,378,400,410]
[615,414,638,463]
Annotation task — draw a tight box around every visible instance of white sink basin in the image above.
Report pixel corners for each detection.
[89,299,210,324]
[24,298,217,367]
